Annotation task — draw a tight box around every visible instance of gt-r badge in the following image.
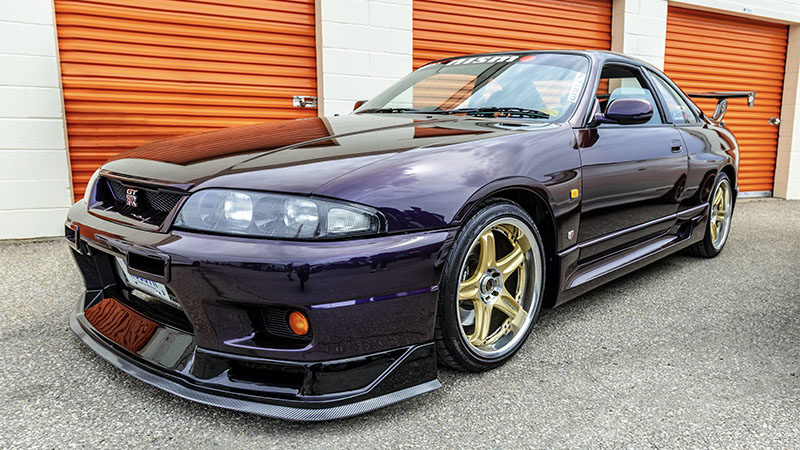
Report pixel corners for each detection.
[125,188,138,207]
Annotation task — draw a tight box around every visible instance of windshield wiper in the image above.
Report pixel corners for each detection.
[441,107,550,119]
[357,106,551,119]
[357,107,431,114]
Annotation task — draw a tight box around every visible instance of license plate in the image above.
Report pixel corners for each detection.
[115,257,171,304]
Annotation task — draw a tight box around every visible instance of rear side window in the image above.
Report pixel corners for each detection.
[648,71,698,125]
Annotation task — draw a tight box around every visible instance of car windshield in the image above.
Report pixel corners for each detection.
[356,53,590,122]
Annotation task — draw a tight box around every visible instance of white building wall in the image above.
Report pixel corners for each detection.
[774,24,800,198]
[316,0,412,116]
[0,0,71,239]
[671,0,800,23]
[612,0,668,69]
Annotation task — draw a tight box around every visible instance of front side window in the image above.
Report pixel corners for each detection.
[596,64,662,125]
[647,71,698,125]
[356,53,590,122]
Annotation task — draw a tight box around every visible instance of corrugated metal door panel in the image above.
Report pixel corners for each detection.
[664,6,788,193]
[413,0,612,69]
[55,0,317,199]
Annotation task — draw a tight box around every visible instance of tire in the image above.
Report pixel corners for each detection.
[435,200,545,372]
[687,172,734,258]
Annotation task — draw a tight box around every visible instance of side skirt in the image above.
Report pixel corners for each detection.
[555,203,708,305]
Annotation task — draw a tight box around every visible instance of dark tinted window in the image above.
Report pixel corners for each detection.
[648,70,698,125]
[596,65,662,125]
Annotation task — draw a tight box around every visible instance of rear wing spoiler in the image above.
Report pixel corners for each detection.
[687,91,756,122]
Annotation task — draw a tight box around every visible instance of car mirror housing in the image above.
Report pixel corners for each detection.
[597,98,654,125]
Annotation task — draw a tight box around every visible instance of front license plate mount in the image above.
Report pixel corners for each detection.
[114,257,181,309]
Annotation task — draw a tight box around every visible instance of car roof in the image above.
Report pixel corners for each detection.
[425,50,659,73]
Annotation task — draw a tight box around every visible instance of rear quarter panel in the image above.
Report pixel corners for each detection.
[677,123,739,211]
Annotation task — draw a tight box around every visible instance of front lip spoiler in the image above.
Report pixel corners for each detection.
[69,302,441,422]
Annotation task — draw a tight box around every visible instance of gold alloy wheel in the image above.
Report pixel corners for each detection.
[456,218,542,357]
[709,179,732,250]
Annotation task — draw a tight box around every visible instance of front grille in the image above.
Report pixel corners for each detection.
[93,177,185,226]
[106,178,182,213]
[228,360,304,390]
[118,287,193,333]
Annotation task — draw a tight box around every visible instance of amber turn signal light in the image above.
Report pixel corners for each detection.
[288,311,309,336]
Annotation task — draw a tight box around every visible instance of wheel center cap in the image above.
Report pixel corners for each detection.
[479,268,503,305]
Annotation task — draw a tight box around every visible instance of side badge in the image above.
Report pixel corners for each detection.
[567,230,575,240]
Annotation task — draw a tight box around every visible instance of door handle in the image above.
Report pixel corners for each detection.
[670,139,683,153]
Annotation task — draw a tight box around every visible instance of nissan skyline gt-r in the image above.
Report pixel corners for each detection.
[65,50,749,421]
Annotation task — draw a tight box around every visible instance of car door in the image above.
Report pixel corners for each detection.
[644,68,721,212]
[576,63,688,262]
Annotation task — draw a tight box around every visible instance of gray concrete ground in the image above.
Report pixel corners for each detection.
[0,199,798,449]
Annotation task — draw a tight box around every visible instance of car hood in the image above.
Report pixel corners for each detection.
[101,114,554,194]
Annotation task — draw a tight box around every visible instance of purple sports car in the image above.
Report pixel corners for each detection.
[65,51,748,420]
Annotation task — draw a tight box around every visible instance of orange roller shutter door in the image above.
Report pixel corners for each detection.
[664,6,788,194]
[54,0,318,200]
[413,0,612,69]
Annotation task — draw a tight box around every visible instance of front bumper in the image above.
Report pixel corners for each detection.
[65,201,453,420]
[70,292,440,420]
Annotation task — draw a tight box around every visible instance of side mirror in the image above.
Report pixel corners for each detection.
[353,99,368,111]
[595,98,653,125]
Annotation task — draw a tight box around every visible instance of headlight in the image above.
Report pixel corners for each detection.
[173,189,383,239]
[83,169,101,205]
